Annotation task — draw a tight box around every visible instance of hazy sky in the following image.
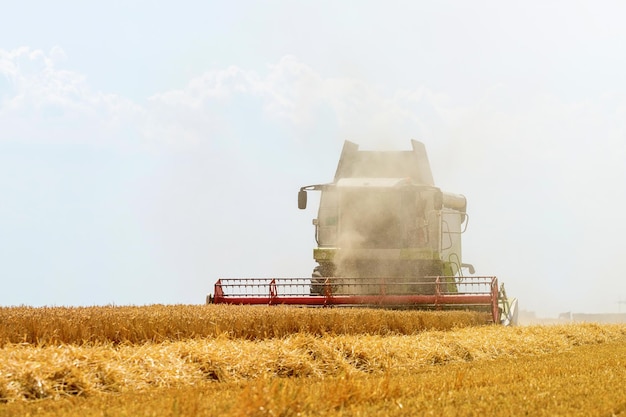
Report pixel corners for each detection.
[1,1,625,317]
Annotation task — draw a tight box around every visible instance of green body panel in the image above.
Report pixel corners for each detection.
[441,262,455,276]
[313,247,440,262]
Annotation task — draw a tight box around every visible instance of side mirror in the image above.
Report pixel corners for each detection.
[298,190,307,209]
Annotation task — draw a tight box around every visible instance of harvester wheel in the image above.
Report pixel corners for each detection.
[310,266,324,295]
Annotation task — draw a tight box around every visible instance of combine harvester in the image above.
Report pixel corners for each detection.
[208,140,518,325]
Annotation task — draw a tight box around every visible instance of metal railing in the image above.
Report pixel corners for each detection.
[210,276,501,322]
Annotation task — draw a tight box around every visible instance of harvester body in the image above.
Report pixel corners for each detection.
[305,140,467,295]
[210,140,518,325]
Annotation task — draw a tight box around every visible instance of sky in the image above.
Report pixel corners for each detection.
[1,1,625,317]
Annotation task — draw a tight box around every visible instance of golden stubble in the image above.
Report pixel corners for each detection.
[0,304,624,403]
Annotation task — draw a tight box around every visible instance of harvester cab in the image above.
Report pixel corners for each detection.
[209,140,518,325]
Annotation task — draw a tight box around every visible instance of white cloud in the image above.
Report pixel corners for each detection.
[0,49,450,150]
[0,47,143,145]
[143,55,453,151]
[3,46,625,205]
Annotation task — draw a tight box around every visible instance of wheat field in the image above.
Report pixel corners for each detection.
[0,305,625,416]
[0,305,488,345]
